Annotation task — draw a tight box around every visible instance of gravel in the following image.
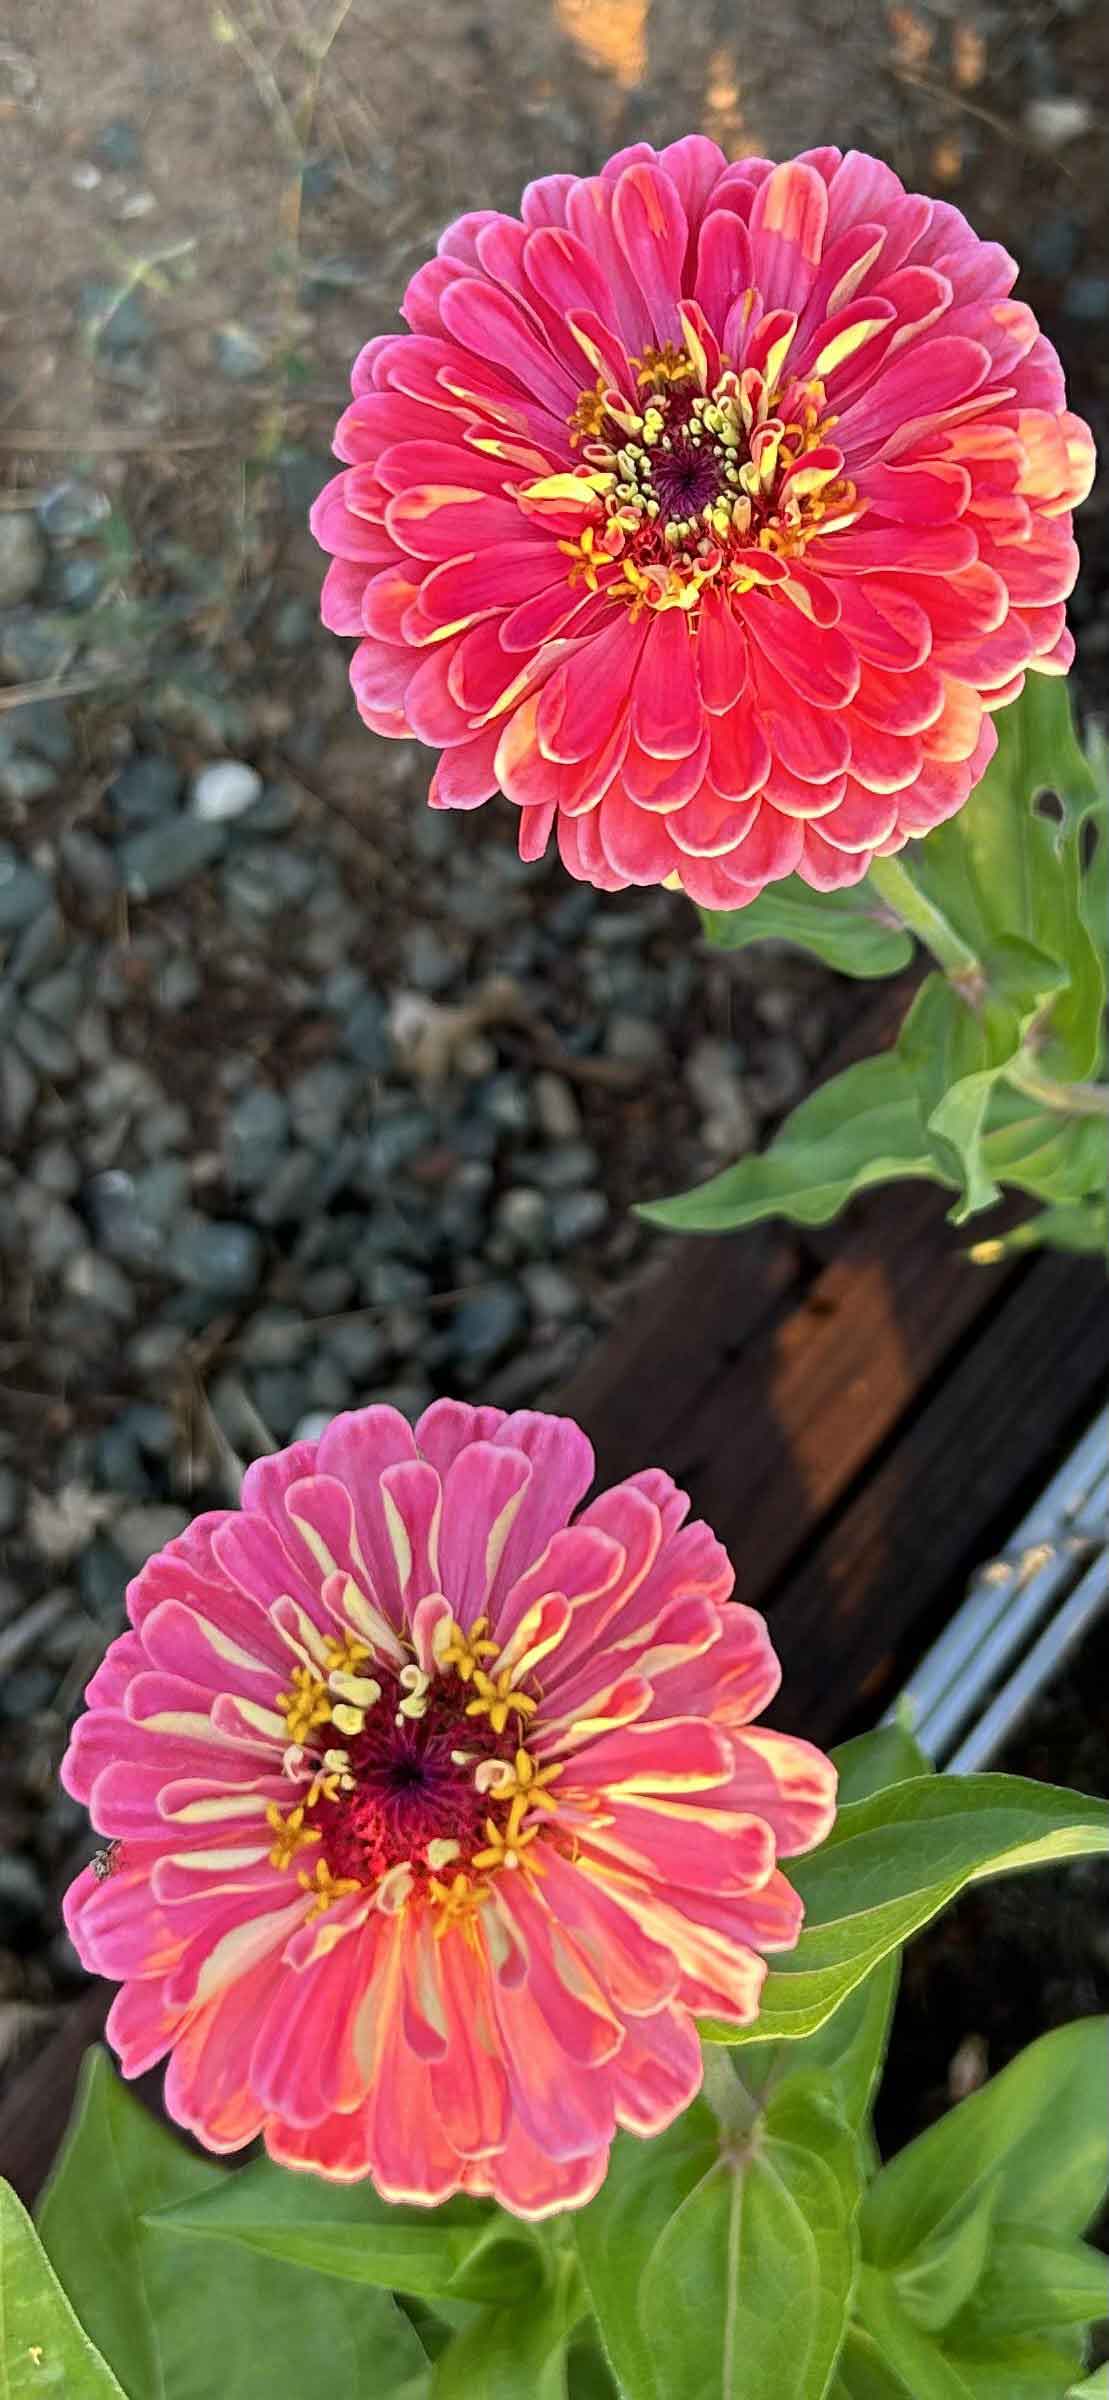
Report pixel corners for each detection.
[190,760,264,822]
[0,515,47,608]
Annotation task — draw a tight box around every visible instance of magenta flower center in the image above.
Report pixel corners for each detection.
[312,1667,516,1889]
[564,343,860,616]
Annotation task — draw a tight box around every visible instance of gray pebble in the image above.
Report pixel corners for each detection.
[492,1185,549,1257]
[0,849,52,933]
[254,1148,324,1226]
[191,760,264,822]
[0,1854,46,1942]
[0,1049,37,1137]
[480,1071,533,1133]
[325,1318,389,1379]
[168,1215,263,1299]
[113,1504,190,1569]
[0,513,47,607]
[63,1250,136,1321]
[363,1258,430,1307]
[92,116,143,171]
[109,755,183,825]
[251,1369,310,1439]
[0,754,58,807]
[0,1467,22,1538]
[58,828,118,899]
[403,924,458,992]
[342,990,391,1071]
[450,1281,525,1363]
[29,1140,80,1198]
[119,818,224,899]
[288,1060,356,1150]
[363,1109,436,1180]
[1064,274,1109,322]
[15,1010,78,1080]
[128,1322,188,1376]
[0,612,77,683]
[533,1071,582,1142]
[604,1014,669,1071]
[27,967,86,1031]
[155,954,202,1011]
[305,1354,351,1411]
[12,701,75,768]
[212,324,271,381]
[520,1262,580,1321]
[38,480,112,542]
[549,1189,608,1249]
[78,1533,130,1621]
[523,1141,599,1193]
[28,1197,87,1273]
[5,905,65,988]
[136,1103,191,1160]
[300,1265,355,1316]
[225,1085,290,1187]
[239,1308,308,1367]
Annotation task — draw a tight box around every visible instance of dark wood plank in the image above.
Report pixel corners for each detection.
[766,1247,1109,1742]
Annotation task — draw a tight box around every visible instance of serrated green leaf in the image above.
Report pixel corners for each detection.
[860,2018,1109,2267]
[0,2179,128,2399]
[701,883,913,979]
[953,2228,1109,2342]
[37,2050,427,2400]
[893,2181,999,2332]
[641,1053,946,1233]
[575,2074,860,2400]
[150,2149,540,2306]
[701,1777,1109,2049]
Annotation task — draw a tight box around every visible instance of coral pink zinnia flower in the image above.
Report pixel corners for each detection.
[311,140,1094,907]
[61,1401,835,2217]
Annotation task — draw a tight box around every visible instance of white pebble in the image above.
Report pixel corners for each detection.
[1023,96,1092,149]
[191,760,263,823]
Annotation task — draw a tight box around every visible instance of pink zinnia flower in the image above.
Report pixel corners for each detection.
[311,139,1093,907]
[61,1402,835,2218]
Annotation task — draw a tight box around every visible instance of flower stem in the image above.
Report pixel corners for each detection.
[700,2043,761,2140]
[1005,1063,1109,1120]
[867,854,980,980]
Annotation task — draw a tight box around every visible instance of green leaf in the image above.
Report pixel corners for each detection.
[892,2181,999,2332]
[830,2326,915,2399]
[856,2267,1084,2400]
[430,2289,571,2400]
[37,2050,427,2400]
[904,680,1105,1078]
[701,883,913,979]
[0,2179,128,2399]
[575,2074,861,2400]
[1068,2370,1109,2399]
[969,1197,1107,1260]
[152,2148,541,2305]
[897,975,1038,1222]
[833,1726,934,1807]
[980,1087,1108,1207]
[860,2018,1109,2266]
[641,1054,946,1233]
[953,2228,1109,2341]
[567,2338,621,2400]
[701,1776,1109,2048]
[737,1956,900,2140]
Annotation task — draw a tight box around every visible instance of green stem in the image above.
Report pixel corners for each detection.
[867,854,981,980]
[700,2044,761,2142]
[1005,1063,1109,1120]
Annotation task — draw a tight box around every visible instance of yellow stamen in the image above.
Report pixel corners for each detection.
[322,1632,373,1677]
[266,1802,322,1871]
[298,1858,361,1920]
[464,1668,539,1737]
[428,1869,490,1939]
[436,1616,500,1683]
[275,1664,331,1744]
